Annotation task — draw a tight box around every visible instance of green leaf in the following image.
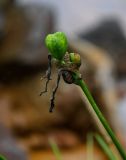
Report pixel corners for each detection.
[45,32,68,60]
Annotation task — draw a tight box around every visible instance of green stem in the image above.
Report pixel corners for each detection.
[86,133,94,160]
[76,78,126,160]
[95,133,118,160]
[49,138,62,160]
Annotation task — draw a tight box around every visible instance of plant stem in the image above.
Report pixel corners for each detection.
[86,133,94,160]
[76,78,126,160]
[95,133,118,160]
[49,138,62,160]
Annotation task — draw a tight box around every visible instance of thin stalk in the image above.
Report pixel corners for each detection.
[49,138,62,160]
[76,78,126,160]
[86,133,94,160]
[95,133,118,160]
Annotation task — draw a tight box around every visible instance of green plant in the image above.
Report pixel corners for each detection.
[0,155,6,160]
[49,133,118,160]
[40,32,126,159]
[49,138,62,160]
[95,133,118,160]
[74,76,126,159]
[86,133,94,160]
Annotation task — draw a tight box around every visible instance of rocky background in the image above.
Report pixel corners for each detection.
[80,19,126,78]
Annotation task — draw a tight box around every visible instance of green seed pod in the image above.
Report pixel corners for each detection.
[70,53,81,65]
[45,32,68,60]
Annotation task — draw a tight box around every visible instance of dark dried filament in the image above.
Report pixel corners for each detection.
[40,55,52,96]
[50,71,61,112]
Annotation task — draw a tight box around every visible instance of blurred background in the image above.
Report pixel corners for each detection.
[0,0,126,159]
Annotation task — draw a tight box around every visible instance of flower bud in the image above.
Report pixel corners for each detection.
[70,53,81,65]
[45,32,68,60]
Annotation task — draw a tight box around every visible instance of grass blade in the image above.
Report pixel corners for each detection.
[49,138,62,160]
[86,133,94,160]
[95,133,118,160]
